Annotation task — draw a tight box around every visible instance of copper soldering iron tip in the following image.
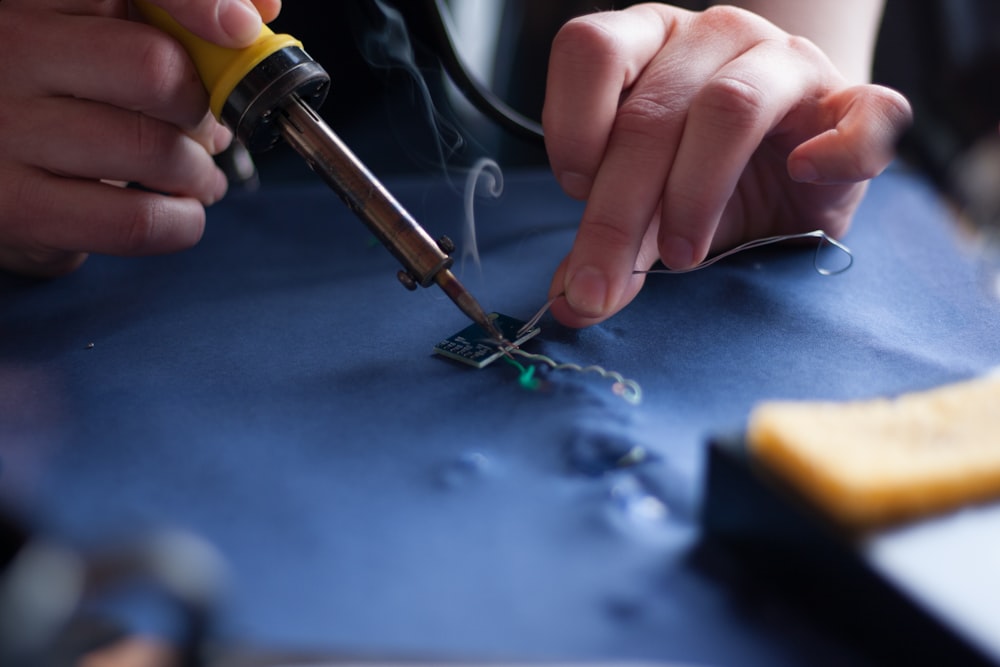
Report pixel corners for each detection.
[434,269,504,343]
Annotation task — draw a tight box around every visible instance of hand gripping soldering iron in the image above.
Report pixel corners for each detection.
[133,1,502,341]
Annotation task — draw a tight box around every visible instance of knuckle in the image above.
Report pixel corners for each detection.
[4,170,41,233]
[614,93,679,144]
[668,185,715,224]
[552,15,622,69]
[122,198,163,253]
[700,5,744,26]
[695,75,768,131]
[699,5,762,33]
[129,112,176,166]
[129,114,219,202]
[121,195,198,254]
[550,13,646,85]
[122,196,204,254]
[580,213,639,254]
[784,34,825,62]
[134,37,190,109]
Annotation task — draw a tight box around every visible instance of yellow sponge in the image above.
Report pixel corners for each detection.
[747,375,1000,528]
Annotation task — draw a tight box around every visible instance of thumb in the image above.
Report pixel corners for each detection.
[788,84,912,185]
[139,0,264,48]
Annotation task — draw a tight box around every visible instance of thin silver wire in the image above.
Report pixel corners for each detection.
[517,295,559,337]
[517,230,852,336]
[637,229,853,276]
[507,349,643,404]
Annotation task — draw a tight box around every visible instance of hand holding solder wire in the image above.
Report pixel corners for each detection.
[0,0,276,277]
[542,3,912,328]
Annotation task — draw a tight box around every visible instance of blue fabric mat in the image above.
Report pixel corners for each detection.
[1,166,998,665]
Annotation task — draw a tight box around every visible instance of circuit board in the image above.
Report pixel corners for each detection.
[434,313,540,368]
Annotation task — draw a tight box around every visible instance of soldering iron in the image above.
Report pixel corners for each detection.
[133,1,503,341]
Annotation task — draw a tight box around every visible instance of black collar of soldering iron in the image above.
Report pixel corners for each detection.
[350,0,545,146]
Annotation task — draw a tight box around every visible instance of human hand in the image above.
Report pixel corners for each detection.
[0,0,279,277]
[542,4,912,327]
[137,0,281,47]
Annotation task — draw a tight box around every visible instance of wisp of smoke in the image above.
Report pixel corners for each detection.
[462,158,504,276]
[358,0,466,169]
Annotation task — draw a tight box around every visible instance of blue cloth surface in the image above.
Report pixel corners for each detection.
[1,167,999,665]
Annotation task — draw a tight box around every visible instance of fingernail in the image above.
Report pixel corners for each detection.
[219,0,262,44]
[565,265,607,318]
[662,236,695,270]
[789,157,820,183]
[559,171,592,200]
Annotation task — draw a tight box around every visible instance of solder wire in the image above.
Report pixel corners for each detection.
[506,349,643,404]
[501,347,642,405]
[638,229,853,276]
[502,230,851,405]
[518,230,853,337]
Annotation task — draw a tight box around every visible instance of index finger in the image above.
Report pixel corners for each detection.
[542,5,683,200]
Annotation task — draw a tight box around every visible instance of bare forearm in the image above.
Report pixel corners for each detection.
[721,0,885,82]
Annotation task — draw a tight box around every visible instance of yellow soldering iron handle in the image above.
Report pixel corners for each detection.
[134,3,490,326]
[132,0,330,152]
